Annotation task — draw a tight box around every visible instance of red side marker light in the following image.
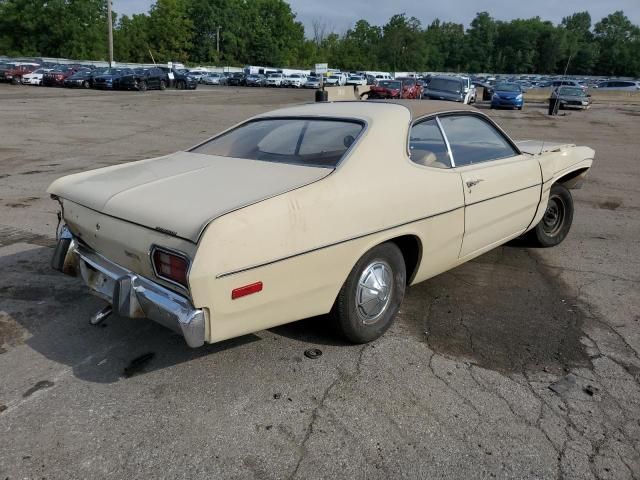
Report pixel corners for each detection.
[232,282,263,300]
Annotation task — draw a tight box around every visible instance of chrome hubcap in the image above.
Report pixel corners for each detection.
[356,261,393,324]
[542,196,565,236]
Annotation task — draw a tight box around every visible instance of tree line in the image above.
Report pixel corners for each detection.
[1,0,639,76]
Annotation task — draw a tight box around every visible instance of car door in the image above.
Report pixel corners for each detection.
[437,114,542,258]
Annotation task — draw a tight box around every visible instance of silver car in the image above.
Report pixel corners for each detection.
[594,80,640,92]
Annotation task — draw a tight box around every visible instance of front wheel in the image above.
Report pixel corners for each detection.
[159,80,166,90]
[331,243,406,343]
[527,183,574,247]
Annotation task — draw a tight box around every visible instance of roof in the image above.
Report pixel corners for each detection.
[257,100,476,122]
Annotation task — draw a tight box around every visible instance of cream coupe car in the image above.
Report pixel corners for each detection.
[48,101,594,347]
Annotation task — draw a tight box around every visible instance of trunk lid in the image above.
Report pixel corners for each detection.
[48,151,332,243]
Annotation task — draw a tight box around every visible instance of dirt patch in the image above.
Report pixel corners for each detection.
[22,380,54,398]
[598,199,622,210]
[399,247,591,374]
[0,311,28,348]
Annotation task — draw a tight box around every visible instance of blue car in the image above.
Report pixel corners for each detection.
[490,83,524,110]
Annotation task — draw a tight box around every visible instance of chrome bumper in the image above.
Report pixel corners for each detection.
[52,227,205,348]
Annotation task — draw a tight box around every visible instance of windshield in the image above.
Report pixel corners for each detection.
[558,87,584,96]
[268,73,281,78]
[378,80,401,89]
[428,78,462,93]
[495,83,521,92]
[191,118,364,168]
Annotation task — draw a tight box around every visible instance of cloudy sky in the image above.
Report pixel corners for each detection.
[113,0,640,33]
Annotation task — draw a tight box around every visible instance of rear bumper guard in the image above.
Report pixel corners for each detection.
[52,226,205,348]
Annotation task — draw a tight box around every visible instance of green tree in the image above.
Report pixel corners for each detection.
[594,11,640,76]
[147,0,193,62]
[465,12,498,72]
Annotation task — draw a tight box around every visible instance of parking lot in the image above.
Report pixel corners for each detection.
[0,85,639,479]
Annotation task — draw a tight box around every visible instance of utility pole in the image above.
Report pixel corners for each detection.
[216,26,221,55]
[107,0,114,67]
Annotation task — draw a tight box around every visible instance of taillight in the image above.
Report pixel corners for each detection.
[151,247,190,288]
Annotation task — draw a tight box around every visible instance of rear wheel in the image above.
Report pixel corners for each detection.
[527,183,574,247]
[331,243,406,343]
[139,80,148,92]
[82,80,89,89]
[159,80,166,90]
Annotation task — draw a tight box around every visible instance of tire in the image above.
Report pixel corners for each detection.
[331,243,406,344]
[139,81,147,92]
[82,80,89,89]
[160,80,166,90]
[176,80,184,90]
[11,76,20,85]
[527,183,574,247]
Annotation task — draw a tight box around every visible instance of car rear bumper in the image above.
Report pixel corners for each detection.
[52,226,205,348]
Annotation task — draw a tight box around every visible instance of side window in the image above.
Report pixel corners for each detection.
[409,119,451,168]
[438,115,517,166]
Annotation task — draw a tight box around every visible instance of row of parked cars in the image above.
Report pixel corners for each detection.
[197,71,374,88]
[0,61,199,91]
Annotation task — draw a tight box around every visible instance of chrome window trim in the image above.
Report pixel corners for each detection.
[435,116,455,167]
[149,244,193,296]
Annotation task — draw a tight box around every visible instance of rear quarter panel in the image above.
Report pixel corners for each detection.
[188,107,466,343]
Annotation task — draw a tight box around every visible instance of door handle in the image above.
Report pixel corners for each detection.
[465,178,484,188]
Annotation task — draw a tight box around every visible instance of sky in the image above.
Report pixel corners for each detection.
[112,0,640,33]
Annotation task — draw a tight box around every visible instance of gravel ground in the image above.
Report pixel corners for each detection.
[0,84,639,479]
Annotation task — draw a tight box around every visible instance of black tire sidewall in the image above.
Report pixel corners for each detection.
[534,184,574,247]
[333,243,406,343]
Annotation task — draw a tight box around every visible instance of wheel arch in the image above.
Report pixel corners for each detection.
[554,167,590,190]
[382,234,423,285]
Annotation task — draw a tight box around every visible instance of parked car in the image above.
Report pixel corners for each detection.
[92,68,133,90]
[459,76,477,104]
[394,77,423,99]
[226,73,246,87]
[43,66,78,87]
[325,73,347,86]
[63,69,95,88]
[266,73,284,87]
[422,76,467,103]
[1,63,39,84]
[346,75,367,86]
[593,80,640,92]
[549,86,592,110]
[283,74,305,88]
[48,100,594,348]
[490,82,524,110]
[117,67,169,91]
[364,80,404,99]
[550,79,587,92]
[201,73,222,85]
[188,70,207,83]
[304,76,321,89]
[157,67,198,90]
[21,68,52,85]
[245,74,267,87]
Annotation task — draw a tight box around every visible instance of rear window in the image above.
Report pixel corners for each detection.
[191,118,364,168]
[428,78,462,93]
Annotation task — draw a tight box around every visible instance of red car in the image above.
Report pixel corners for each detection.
[395,77,423,99]
[363,79,423,100]
[43,66,79,87]
[1,64,39,84]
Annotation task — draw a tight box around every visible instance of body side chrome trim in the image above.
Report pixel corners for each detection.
[465,183,541,207]
[215,204,465,279]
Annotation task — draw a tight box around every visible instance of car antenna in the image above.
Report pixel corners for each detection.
[541,53,573,155]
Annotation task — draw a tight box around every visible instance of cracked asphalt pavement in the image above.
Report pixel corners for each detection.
[0,85,639,479]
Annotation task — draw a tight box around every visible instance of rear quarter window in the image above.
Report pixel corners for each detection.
[191,118,364,168]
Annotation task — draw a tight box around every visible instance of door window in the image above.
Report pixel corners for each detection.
[409,119,451,168]
[438,115,517,166]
